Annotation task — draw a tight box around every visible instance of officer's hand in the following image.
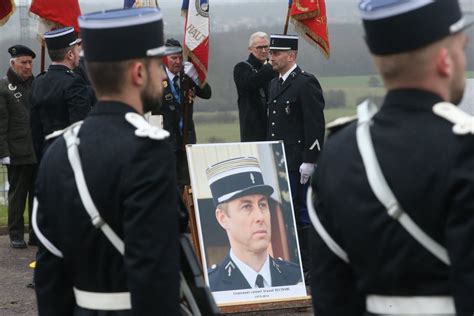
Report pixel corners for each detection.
[184,61,199,85]
[1,156,11,165]
[299,163,315,184]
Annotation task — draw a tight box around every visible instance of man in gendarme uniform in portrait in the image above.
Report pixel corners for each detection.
[206,157,302,292]
[33,8,181,315]
[308,0,474,315]
[0,45,37,249]
[30,27,93,161]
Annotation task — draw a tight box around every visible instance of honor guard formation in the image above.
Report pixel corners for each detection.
[0,0,472,315]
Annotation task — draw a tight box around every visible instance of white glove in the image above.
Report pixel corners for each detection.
[1,156,11,165]
[299,163,315,184]
[184,61,199,85]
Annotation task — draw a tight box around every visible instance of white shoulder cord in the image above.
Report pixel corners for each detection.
[32,197,64,258]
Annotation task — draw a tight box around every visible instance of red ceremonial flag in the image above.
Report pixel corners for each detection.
[0,0,15,26]
[290,0,330,58]
[183,0,210,85]
[30,0,82,32]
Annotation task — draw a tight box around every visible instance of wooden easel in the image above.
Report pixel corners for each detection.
[181,185,313,314]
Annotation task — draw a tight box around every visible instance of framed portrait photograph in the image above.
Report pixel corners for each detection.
[186,141,307,306]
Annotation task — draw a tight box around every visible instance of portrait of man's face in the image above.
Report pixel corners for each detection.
[216,194,272,255]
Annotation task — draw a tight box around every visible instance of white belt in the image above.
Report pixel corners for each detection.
[366,295,455,315]
[73,287,131,311]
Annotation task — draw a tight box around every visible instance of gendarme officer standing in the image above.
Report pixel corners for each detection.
[30,27,93,161]
[267,34,325,281]
[309,1,473,315]
[33,8,181,315]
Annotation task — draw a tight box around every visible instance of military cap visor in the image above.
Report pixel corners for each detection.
[78,8,181,62]
[360,0,473,55]
[8,45,36,59]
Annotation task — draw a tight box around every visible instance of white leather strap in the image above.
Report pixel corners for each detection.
[366,295,455,314]
[73,287,131,311]
[307,187,349,263]
[356,100,450,265]
[32,197,64,258]
[63,124,125,256]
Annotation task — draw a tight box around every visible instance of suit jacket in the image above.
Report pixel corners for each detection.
[267,66,325,171]
[0,68,36,165]
[34,101,180,316]
[30,64,94,161]
[234,53,276,142]
[154,67,211,153]
[208,253,302,292]
[310,89,474,315]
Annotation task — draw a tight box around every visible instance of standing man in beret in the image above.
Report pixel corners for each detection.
[206,157,302,292]
[309,0,473,315]
[30,26,94,161]
[33,8,181,315]
[267,34,325,282]
[0,45,37,249]
[234,31,277,142]
[153,38,212,191]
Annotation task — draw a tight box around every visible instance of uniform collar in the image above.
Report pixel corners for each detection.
[230,249,272,288]
[280,64,298,83]
[383,89,444,110]
[48,64,74,72]
[89,100,139,116]
[166,67,179,82]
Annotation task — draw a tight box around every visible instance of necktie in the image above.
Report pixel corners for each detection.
[277,77,284,93]
[255,274,264,288]
[173,75,180,97]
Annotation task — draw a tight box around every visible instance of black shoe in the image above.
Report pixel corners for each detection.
[10,239,27,249]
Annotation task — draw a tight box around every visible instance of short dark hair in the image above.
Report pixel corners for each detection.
[47,46,74,62]
[86,59,153,96]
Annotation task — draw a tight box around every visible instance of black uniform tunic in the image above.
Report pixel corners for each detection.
[310,89,474,315]
[30,64,94,160]
[267,66,325,171]
[34,101,180,316]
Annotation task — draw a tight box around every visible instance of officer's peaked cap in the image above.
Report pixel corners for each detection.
[78,8,182,62]
[8,45,36,59]
[207,157,274,206]
[269,34,298,51]
[360,0,473,55]
[44,27,82,51]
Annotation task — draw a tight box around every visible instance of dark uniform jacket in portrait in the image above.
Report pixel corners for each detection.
[267,66,325,171]
[234,53,276,142]
[310,89,474,315]
[0,68,36,165]
[208,253,302,292]
[30,64,94,160]
[154,68,211,153]
[34,101,180,316]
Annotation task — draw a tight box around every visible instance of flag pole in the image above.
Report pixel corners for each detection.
[283,1,291,34]
[40,43,45,72]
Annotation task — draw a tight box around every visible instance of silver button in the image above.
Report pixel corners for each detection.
[286,100,290,104]
[273,110,276,114]
[298,140,301,143]
[272,122,275,126]
[271,133,275,137]
[273,100,277,103]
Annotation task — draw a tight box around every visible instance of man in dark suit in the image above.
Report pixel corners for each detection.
[33,8,181,315]
[153,38,211,190]
[309,1,474,315]
[267,34,325,281]
[30,27,94,161]
[234,31,276,142]
[0,45,37,248]
[206,157,302,292]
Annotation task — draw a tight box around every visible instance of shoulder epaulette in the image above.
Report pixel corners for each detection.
[326,115,357,135]
[125,112,170,140]
[45,121,84,141]
[207,263,218,274]
[433,102,474,135]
